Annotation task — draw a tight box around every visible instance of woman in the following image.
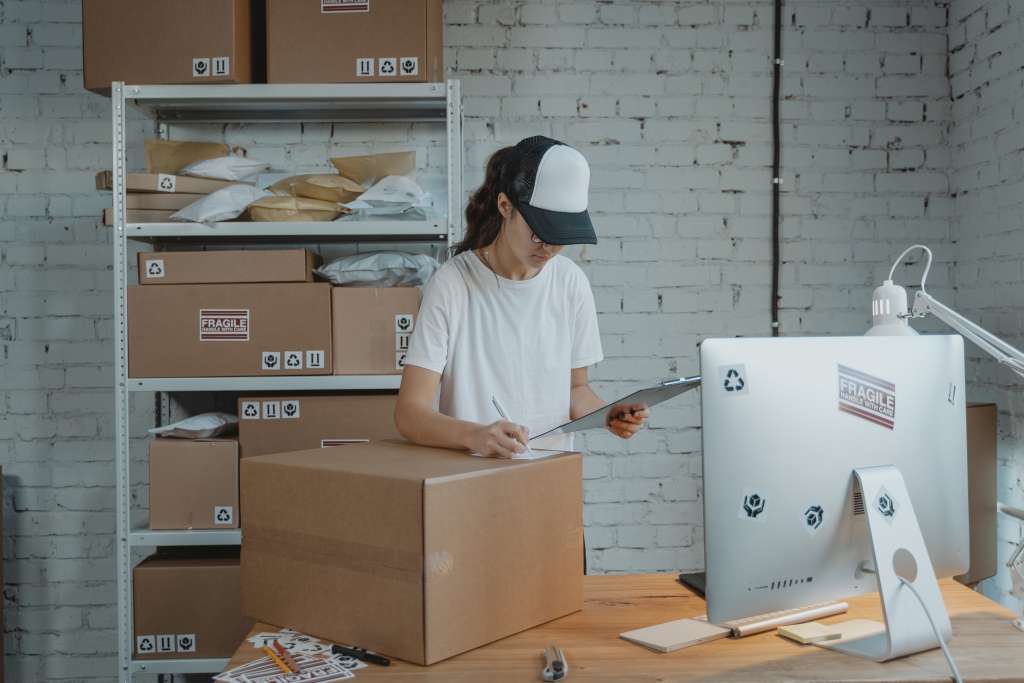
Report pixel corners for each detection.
[396,135,648,457]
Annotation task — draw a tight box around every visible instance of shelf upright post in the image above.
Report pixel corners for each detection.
[111,81,134,682]
[446,79,463,251]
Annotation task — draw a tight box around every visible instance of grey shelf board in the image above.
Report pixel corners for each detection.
[127,375,402,392]
[129,529,241,547]
[124,82,448,122]
[131,658,229,674]
[123,220,447,242]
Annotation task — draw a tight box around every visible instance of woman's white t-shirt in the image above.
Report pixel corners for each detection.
[403,250,604,451]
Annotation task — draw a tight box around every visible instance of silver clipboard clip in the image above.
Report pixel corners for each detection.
[542,644,568,681]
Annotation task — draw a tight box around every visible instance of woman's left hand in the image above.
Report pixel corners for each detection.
[607,403,649,439]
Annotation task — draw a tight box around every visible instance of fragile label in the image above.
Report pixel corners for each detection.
[282,400,300,419]
[399,56,419,76]
[214,506,234,525]
[321,438,369,447]
[176,634,197,653]
[323,0,370,12]
[199,309,249,341]
[144,259,165,279]
[156,173,177,192]
[838,364,895,429]
[192,57,210,78]
[395,314,414,333]
[261,351,281,371]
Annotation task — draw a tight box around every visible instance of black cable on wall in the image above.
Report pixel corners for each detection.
[771,0,783,336]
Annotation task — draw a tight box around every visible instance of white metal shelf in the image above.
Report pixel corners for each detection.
[127,375,401,392]
[111,78,463,682]
[131,658,229,675]
[125,219,447,241]
[130,528,241,547]
[125,82,448,122]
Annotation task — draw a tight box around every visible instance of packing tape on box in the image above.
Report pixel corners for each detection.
[244,526,421,583]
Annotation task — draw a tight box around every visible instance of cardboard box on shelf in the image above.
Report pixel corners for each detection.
[103,208,176,226]
[134,550,253,660]
[126,193,206,211]
[82,0,254,94]
[128,283,333,377]
[149,438,239,530]
[237,393,399,457]
[332,287,420,375]
[144,139,233,175]
[266,0,443,84]
[241,442,583,665]
[138,249,318,285]
[95,172,247,195]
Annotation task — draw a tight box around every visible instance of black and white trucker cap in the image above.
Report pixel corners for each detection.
[510,136,597,245]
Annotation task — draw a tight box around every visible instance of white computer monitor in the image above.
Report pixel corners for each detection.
[699,335,969,625]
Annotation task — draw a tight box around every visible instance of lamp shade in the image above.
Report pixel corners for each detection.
[866,279,918,336]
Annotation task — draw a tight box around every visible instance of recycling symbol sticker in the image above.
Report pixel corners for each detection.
[214,506,233,525]
[379,57,397,76]
[719,364,748,395]
[284,351,303,369]
[156,173,176,192]
[241,401,260,419]
[145,259,165,278]
[137,635,155,654]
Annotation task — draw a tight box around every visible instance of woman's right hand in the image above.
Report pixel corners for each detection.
[466,420,529,458]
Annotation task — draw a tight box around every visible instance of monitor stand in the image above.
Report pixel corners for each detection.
[819,465,951,662]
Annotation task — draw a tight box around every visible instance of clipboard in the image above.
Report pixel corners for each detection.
[529,376,701,443]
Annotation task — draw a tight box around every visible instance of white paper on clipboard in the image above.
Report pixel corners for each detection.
[529,376,701,443]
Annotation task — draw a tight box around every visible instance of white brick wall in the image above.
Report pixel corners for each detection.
[949,0,1024,616]
[0,0,975,679]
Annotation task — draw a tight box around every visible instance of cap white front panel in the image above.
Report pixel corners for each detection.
[528,145,590,212]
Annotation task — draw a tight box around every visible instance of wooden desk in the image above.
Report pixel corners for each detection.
[224,574,1024,682]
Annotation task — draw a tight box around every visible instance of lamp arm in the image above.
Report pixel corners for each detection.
[911,291,1024,380]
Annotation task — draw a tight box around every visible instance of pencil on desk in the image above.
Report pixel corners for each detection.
[261,645,294,674]
[272,640,302,673]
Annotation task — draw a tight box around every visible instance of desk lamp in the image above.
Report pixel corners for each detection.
[868,244,1024,633]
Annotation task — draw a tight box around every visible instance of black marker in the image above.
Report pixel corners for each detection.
[332,644,391,666]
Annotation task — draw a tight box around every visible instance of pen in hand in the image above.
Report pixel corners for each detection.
[491,396,531,454]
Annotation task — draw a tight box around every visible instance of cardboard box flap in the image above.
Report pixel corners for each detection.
[140,555,242,571]
[247,440,551,482]
[422,453,584,663]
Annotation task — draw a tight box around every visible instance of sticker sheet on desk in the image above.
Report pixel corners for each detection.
[215,653,355,683]
[215,629,365,683]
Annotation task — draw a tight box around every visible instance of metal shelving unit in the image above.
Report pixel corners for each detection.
[111,80,463,680]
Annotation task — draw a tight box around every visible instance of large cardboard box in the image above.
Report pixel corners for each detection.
[237,393,399,457]
[266,0,443,84]
[128,283,333,377]
[82,0,253,94]
[134,550,253,660]
[956,403,998,586]
[149,438,239,530]
[332,287,420,375]
[138,249,318,285]
[241,442,583,665]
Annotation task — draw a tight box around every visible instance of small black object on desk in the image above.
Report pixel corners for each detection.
[332,644,391,666]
